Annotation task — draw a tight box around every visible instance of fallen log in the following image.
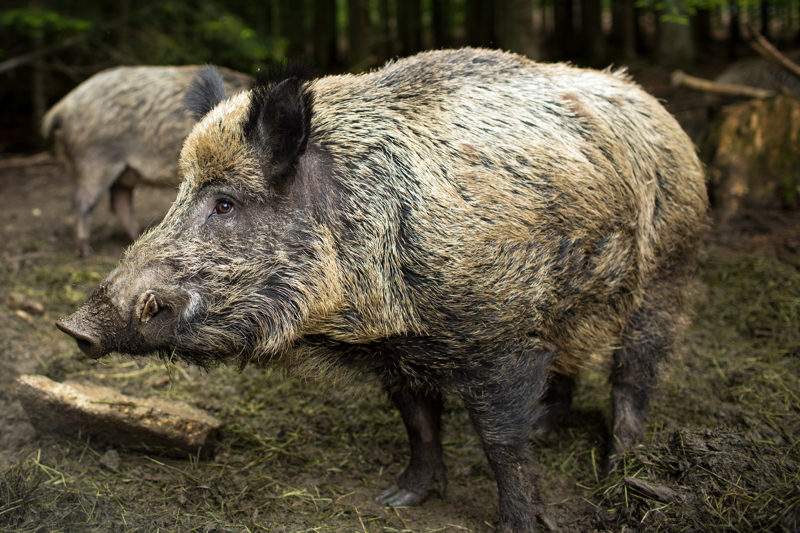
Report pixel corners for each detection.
[16,374,223,459]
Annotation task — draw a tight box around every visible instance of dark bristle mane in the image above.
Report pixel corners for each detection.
[250,61,315,93]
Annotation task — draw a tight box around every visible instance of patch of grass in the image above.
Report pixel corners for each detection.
[596,428,799,532]
[591,252,800,532]
[2,242,798,532]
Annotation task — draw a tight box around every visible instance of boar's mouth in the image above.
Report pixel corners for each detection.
[56,285,188,360]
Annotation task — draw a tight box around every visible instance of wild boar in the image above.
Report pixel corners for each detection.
[41,65,252,256]
[57,49,708,532]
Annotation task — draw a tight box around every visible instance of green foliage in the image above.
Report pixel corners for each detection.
[635,0,798,24]
[0,2,282,74]
[637,0,797,9]
[134,1,282,73]
[0,6,92,60]
[0,8,92,40]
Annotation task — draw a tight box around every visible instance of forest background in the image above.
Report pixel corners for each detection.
[1,0,800,154]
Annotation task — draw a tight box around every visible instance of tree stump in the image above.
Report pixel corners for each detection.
[704,96,800,218]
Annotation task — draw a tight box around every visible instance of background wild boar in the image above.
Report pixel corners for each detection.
[57,49,708,532]
[41,65,252,256]
[713,49,800,95]
[704,49,800,121]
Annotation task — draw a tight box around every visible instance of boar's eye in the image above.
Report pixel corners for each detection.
[212,200,235,216]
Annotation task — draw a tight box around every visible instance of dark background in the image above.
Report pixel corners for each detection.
[1,0,799,154]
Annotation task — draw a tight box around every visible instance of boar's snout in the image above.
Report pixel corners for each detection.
[57,271,192,359]
[56,313,106,359]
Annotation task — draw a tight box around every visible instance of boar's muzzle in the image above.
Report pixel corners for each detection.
[56,274,190,359]
[56,310,107,359]
[56,286,126,359]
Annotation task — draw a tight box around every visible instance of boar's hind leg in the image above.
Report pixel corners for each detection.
[609,270,690,463]
[458,348,554,533]
[378,380,446,507]
[74,185,101,257]
[73,159,126,257]
[110,169,140,242]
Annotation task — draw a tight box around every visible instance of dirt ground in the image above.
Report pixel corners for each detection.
[1,68,798,532]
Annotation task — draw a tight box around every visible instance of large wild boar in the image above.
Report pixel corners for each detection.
[57,49,708,532]
[41,65,252,256]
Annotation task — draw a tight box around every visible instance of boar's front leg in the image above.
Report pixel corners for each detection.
[456,347,555,533]
[378,378,447,507]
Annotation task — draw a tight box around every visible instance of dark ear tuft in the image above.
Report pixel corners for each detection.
[244,62,315,180]
[250,62,315,92]
[185,65,228,121]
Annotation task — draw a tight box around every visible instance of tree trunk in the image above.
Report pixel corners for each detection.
[656,5,694,66]
[347,0,370,70]
[704,96,800,215]
[620,0,636,59]
[466,0,494,49]
[729,0,741,59]
[119,0,130,57]
[377,0,392,62]
[694,6,712,49]
[611,0,623,45]
[32,51,46,137]
[432,0,453,49]
[314,0,337,70]
[30,0,46,134]
[495,0,539,59]
[635,6,650,55]
[279,0,307,59]
[581,0,607,67]
[553,0,574,59]
[398,0,422,56]
[760,0,770,41]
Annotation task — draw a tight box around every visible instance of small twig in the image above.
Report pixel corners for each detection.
[144,456,203,484]
[624,477,683,504]
[354,505,368,533]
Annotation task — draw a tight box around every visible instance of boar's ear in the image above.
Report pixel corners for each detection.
[185,65,228,121]
[244,65,314,180]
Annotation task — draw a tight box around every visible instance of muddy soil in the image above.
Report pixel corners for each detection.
[1,69,798,532]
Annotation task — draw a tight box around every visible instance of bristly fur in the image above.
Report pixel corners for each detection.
[185,65,229,121]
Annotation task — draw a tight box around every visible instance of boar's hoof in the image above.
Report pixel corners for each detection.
[377,457,447,507]
[377,484,429,507]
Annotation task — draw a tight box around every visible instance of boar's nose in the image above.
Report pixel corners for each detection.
[56,315,105,359]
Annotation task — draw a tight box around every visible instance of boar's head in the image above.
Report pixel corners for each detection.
[57,65,346,368]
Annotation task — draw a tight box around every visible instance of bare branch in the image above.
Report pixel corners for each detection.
[744,24,800,80]
[671,70,777,99]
